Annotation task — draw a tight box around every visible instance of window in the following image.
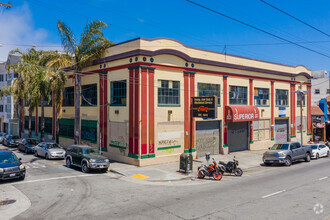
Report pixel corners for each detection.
[63,87,74,106]
[81,120,97,142]
[0,105,3,112]
[254,88,269,106]
[0,75,3,82]
[24,116,35,130]
[297,93,305,106]
[315,89,320,94]
[38,117,52,134]
[229,86,247,105]
[253,119,270,141]
[327,89,330,94]
[59,118,74,138]
[82,84,97,106]
[276,89,288,106]
[158,80,180,105]
[198,83,220,105]
[110,80,126,106]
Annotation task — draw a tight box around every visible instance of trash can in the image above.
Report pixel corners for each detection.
[180,153,193,174]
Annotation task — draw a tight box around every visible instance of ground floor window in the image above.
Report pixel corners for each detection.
[38,117,52,134]
[59,118,74,138]
[253,119,270,141]
[24,116,35,130]
[81,120,97,143]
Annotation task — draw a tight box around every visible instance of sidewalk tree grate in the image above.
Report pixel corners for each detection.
[0,199,16,206]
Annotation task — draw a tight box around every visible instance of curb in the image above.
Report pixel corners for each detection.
[109,168,127,177]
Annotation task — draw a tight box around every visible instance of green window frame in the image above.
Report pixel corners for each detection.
[59,118,74,139]
[254,88,269,106]
[81,120,97,143]
[38,117,52,134]
[276,89,288,106]
[158,80,180,106]
[229,86,247,105]
[63,87,74,106]
[198,83,220,105]
[110,80,127,106]
[81,84,97,106]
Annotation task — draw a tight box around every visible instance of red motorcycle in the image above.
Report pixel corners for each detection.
[197,159,222,181]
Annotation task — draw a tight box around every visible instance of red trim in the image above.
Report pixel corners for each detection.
[52,92,55,139]
[148,69,155,154]
[290,84,294,137]
[35,107,38,134]
[141,68,148,155]
[307,86,312,134]
[99,75,103,149]
[249,79,254,142]
[223,76,228,154]
[129,69,134,154]
[134,68,140,155]
[103,74,108,150]
[292,84,296,135]
[184,73,190,150]
[271,81,274,139]
[190,74,195,150]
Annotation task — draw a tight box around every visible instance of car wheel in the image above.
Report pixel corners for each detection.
[81,163,89,173]
[66,158,71,168]
[305,153,311,162]
[45,153,50,160]
[316,153,319,160]
[284,156,292,166]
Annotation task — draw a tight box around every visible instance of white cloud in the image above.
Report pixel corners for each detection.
[0,3,60,62]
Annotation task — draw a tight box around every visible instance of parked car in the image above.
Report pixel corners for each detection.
[0,133,6,144]
[3,135,21,147]
[18,138,40,154]
[34,142,66,159]
[65,145,110,173]
[0,150,26,181]
[263,142,312,166]
[306,144,330,159]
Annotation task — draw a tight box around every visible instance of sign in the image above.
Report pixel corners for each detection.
[225,106,259,122]
[192,96,217,118]
[279,107,286,117]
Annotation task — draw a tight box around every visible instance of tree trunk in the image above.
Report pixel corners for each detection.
[18,99,23,138]
[74,71,81,144]
[55,105,59,144]
[40,98,45,142]
[28,107,32,138]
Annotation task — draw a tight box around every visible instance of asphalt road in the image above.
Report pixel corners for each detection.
[1,144,330,220]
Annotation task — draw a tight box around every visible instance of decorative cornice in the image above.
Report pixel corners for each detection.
[249,78,254,81]
[128,66,140,70]
[183,71,196,74]
[141,66,156,70]
[223,75,228,78]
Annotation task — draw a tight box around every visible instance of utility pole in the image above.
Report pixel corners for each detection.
[294,82,309,145]
[0,1,12,9]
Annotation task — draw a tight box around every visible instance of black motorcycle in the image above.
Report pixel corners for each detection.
[219,157,243,176]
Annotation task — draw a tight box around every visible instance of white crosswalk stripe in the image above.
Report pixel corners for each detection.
[24,162,47,169]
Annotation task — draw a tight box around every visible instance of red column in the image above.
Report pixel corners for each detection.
[271,81,275,140]
[223,75,228,154]
[190,73,195,150]
[134,68,140,155]
[52,91,55,139]
[148,68,155,156]
[141,68,148,156]
[292,83,296,136]
[184,73,190,150]
[307,85,312,134]
[128,68,134,155]
[249,79,254,143]
[290,83,295,138]
[99,73,108,151]
[35,107,38,134]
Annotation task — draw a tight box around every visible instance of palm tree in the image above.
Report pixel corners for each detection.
[57,20,113,144]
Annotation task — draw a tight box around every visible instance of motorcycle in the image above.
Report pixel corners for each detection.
[219,156,243,176]
[197,158,223,181]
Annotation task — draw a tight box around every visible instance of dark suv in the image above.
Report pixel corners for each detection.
[0,151,26,180]
[65,145,110,173]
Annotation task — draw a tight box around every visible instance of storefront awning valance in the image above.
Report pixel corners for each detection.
[225,105,260,122]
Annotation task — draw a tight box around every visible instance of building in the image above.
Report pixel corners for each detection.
[23,37,312,166]
[311,70,329,106]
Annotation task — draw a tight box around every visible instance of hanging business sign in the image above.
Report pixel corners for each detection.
[192,96,217,118]
[225,106,259,122]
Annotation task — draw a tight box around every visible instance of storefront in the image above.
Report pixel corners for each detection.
[225,106,259,152]
[195,120,221,157]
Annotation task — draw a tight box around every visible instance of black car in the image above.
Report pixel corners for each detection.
[3,135,21,147]
[65,145,110,173]
[0,151,26,180]
[18,138,40,153]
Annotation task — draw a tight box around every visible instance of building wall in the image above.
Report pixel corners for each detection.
[311,75,330,106]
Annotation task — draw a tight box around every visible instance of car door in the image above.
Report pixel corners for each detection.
[295,143,305,159]
[71,147,78,165]
[38,143,46,156]
[290,144,299,160]
[319,145,326,157]
[76,148,84,165]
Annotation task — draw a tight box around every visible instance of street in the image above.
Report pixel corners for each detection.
[0,145,329,220]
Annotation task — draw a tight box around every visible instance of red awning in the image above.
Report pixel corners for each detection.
[225,106,260,122]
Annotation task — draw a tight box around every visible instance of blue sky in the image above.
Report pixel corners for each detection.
[1,0,330,72]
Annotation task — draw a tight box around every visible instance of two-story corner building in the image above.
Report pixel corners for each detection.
[24,37,312,166]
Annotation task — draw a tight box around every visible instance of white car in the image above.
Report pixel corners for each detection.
[308,144,330,159]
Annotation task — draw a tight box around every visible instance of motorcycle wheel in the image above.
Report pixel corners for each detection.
[197,170,205,179]
[234,168,243,176]
[213,171,222,181]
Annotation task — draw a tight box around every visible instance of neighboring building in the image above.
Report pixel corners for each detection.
[23,37,312,166]
[0,62,7,132]
[311,70,329,106]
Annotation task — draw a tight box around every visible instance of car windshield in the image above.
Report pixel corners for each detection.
[311,145,318,150]
[0,153,18,164]
[27,139,39,145]
[270,144,289,150]
[83,148,99,155]
[46,144,61,149]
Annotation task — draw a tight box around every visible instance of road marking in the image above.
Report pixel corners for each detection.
[262,190,286,199]
[319,176,328,181]
[131,174,150,180]
[11,174,103,185]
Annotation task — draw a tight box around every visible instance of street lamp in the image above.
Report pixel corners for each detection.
[293,82,309,145]
[0,1,12,9]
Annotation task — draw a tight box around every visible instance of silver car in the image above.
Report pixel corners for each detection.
[34,142,66,159]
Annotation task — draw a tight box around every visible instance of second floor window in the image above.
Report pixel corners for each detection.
[0,105,3,112]
[229,86,247,105]
[297,94,306,106]
[81,84,97,106]
[158,80,180,105]
[315,89,320,94]
[276,89,288,106]
[254,88,269,106]
[110,80,126,106]
[63,86,74,106]
[0,75,3,82]
[198,83,220,105]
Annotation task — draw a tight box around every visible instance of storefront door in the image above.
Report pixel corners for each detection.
[275,119,289,144]
[228,122,249,152]
[196,120,221,157]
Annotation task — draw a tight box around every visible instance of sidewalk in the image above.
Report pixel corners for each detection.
[109,150,265,182]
